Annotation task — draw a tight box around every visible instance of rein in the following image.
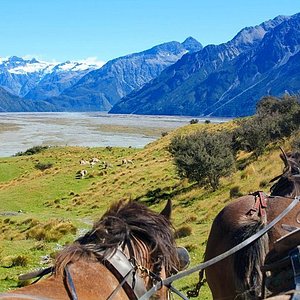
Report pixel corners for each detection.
[139,196,300,300]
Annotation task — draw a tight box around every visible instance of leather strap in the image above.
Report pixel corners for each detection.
[248,191,268,218]
[105,249,147,299]
[64,265,78,300]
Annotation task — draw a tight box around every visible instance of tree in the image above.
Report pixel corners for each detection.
[233,95,300,157]
[232,117,273,157]
[169,130,235,190]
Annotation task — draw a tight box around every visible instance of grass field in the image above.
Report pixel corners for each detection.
[0,121,289,299]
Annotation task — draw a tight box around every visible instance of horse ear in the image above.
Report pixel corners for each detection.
[279,146,290,171]
[160,199,172,219]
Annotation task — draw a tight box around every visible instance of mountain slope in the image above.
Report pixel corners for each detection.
[50,37,203,111]
[0,86,56,112]
[23,61,102,100]
[110,14,299,117]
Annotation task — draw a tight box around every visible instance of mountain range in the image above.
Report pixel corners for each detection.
[110,13,300,117]
[0,13,299,116]
[0,37,202,112]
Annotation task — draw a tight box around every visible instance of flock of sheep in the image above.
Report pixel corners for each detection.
[76,157,134,179]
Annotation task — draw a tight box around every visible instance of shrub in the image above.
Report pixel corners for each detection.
[175,225,193,238]
[11,255,28,267]
[26,220,77,242]
[14,145,49,156]
[169,130,235,190]
[233,95,300,157]
[35,162,53,171]
[190,119,199,124]
[259,179,269,188]
[230,186,243,198]
[291,130,300,151]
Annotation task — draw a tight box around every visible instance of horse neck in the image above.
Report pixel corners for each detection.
[270,176,300,198]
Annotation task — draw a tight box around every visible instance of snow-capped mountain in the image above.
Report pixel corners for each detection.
[24,60,104,100]
[49,37,203,111]
[0,57,102,98]
[1,13,299,116]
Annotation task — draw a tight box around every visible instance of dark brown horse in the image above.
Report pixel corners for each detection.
[204,150,300,300]
[0,200,181,300]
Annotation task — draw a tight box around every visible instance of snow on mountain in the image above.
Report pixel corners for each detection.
[0,56,102,98]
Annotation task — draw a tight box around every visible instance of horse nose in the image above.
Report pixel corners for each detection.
[176,246,190,271]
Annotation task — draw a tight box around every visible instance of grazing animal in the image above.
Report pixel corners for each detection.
[204,150,300,300]
[79,159,88,165]
[0,200,181,300]
[122,159,134,165]
[103,161,113,169]
[89,158,100,168]
[90,161,96,168]
[90,157,100,163]
[75,170,87,179]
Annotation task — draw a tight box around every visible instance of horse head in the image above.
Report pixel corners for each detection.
[54,199,180,299]
[270,148,300,197]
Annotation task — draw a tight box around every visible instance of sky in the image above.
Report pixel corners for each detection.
[0,0,300,64]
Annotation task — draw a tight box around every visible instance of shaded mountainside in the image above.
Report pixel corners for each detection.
[0,87,57,112]
[110,14,300,117]
[49,38,203,111]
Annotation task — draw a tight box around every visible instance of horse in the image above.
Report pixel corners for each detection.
[204,149,300,300]
[0,199,183,300]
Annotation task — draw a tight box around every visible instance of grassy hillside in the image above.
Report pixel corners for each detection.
[0,121,290,298]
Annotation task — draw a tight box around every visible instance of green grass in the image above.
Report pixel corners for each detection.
[0,122,290,299]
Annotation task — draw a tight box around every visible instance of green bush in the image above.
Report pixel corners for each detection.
[233,95,300,157]
[291,130,300,151]
[190,119,199,124]
[175,225,193,238]
[229,186,243,198]
[11,255,28,267]
[35,162,53,171]
[169,130,235,190]
[14,145,49,156]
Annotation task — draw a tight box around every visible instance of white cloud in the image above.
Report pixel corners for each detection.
[78,57,106,68]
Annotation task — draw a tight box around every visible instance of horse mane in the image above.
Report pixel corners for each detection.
[270,150,300,197]
[55,200,179,276]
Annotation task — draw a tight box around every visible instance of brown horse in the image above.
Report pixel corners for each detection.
[0,200,181,300]
[204,150,300,300]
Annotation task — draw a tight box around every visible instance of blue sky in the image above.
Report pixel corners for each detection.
[1,0,299,63]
